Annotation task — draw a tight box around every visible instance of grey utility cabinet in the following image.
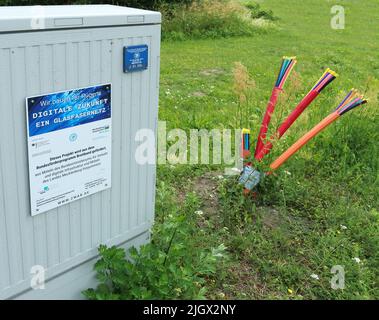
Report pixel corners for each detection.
[0,5,161,299]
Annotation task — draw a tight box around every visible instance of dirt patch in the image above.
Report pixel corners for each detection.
[199,68,225,76]
[176,171,223,216]
[192,91,207,97]
[174,172,281,299]
[223,259,268,299]
[192,172,223,216]
[261,207,281,230]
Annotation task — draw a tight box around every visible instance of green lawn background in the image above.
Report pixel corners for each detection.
[157,0,379,299]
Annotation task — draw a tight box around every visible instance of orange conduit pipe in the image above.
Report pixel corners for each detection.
[269,112,339,171]
[269,89,367,172]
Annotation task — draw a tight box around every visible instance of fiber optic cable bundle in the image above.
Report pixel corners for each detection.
[255,68,338,160]
[254,56,297,159]
[241,128,254,195]
[269,90,367,171]
[241,128,251,160]
[239,56,368,194]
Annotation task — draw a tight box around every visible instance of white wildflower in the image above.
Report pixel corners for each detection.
[310,274,319,280]
[340,225,348,230]
[353,257,361,264]
[195,210,204,216]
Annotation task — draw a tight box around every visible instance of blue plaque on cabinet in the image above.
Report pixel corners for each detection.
[123,44,148,73]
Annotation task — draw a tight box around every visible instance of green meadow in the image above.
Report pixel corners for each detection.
[157,0,379,299]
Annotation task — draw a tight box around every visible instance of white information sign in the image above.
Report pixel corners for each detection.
[26,84,112,216]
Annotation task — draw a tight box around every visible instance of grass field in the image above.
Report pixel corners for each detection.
[157,0,379,299]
